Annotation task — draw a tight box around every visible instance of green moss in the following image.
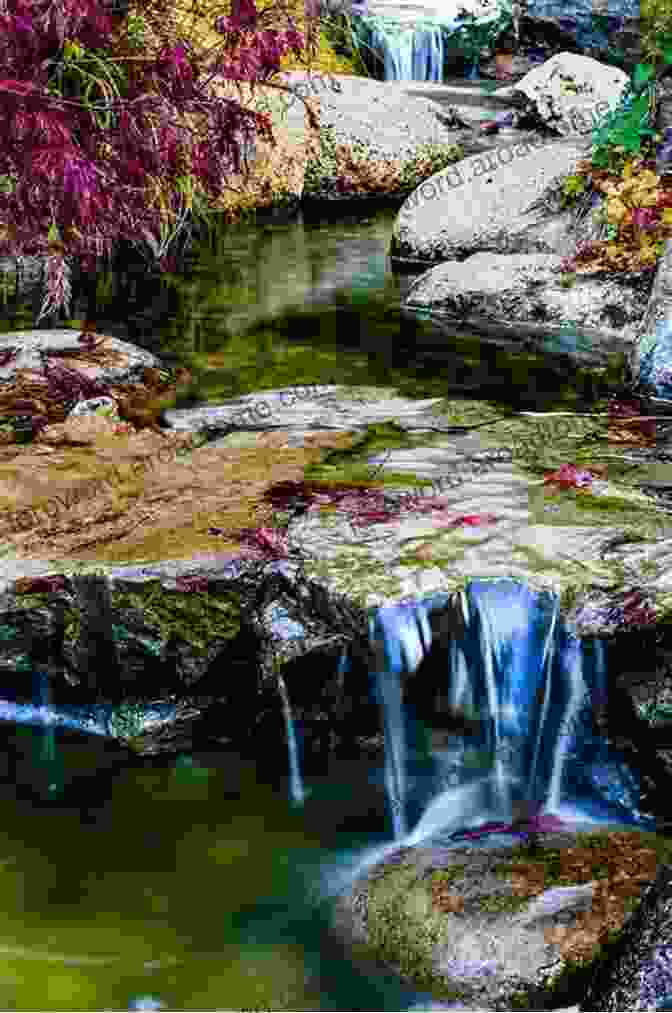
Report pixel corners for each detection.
[476,893,530,914]
[430,865,467,887]
[5,582,243,657]
[510,989,533,1009]
[305,421,431,484]
[110,580,242,656]
[365,863,447,988]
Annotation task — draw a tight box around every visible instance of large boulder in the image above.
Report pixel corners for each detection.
[401,252,650,356]
[332,827,672,1010]
[496,52,629,138]
[389,136,592,266]
[288,73,464,200]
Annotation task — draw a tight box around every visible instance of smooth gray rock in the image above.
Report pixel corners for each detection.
[390,136,592,266]
[401,252,648,357]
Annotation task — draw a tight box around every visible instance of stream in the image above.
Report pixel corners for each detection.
[0,201,653,1010]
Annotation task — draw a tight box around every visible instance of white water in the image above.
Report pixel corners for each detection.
[357,0,508,81]
[369,601,435,839]
[367,22,446,82]
[363,580,655,851]
[277,672,306,806]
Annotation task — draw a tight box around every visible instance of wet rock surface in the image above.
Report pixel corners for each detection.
[580,860,672,1010]
[332,828,672,1011]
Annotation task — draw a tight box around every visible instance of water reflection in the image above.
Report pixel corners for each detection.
[0,204,624,413]
[0,725,461,1010]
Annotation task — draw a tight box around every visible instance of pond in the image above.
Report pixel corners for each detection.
[0,199,644,1010]
[0,727,438,1011]
[0,200,628,415]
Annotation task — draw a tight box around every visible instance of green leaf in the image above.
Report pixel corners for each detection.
[633,62,655,87]
[47,222,60,242]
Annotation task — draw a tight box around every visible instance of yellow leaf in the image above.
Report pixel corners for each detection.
[606,198,628,222]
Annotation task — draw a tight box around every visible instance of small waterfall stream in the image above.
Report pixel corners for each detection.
[277,672,306,807]
[366,21,446,82]
[334,579,656,856]
[355,0,508,82]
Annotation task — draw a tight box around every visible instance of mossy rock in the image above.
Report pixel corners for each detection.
[109,580,242,656]
[345,828,672,1007]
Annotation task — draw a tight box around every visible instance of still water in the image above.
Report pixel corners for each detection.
[0,201,626,412]
[0,728,430,1010]
[0,201,640,1010]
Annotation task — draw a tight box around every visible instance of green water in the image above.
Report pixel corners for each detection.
[0,202,628,413]
[0,727,419,1011]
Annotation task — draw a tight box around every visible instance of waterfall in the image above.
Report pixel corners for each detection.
[367,21,445,82]
[355,579,657,850]
[368,596,448,839]
[277,672,305,806]
[356,0,508,82]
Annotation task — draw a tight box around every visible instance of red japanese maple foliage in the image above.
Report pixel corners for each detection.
[0,0,317,322]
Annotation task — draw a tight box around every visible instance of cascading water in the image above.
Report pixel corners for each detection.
[369,601,434,837]
[277,672,306,806]
[352,0,509,82]
[342,579,656,854]
[365,20,446,82]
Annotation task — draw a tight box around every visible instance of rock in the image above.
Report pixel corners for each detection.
[580,861,672,1010]
[525,0,637,58]
[389,136,592,266]
[68,397,121,421]
[289,73,464,200]
[2,370,672,805]
[503,52,629,138]
[0,328,161,390]
[0,560,377,764]
[332,827,672,1010]
[401,253,649,357]
[630,239,672,402]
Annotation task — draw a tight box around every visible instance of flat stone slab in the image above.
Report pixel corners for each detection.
[1,385,672,637]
